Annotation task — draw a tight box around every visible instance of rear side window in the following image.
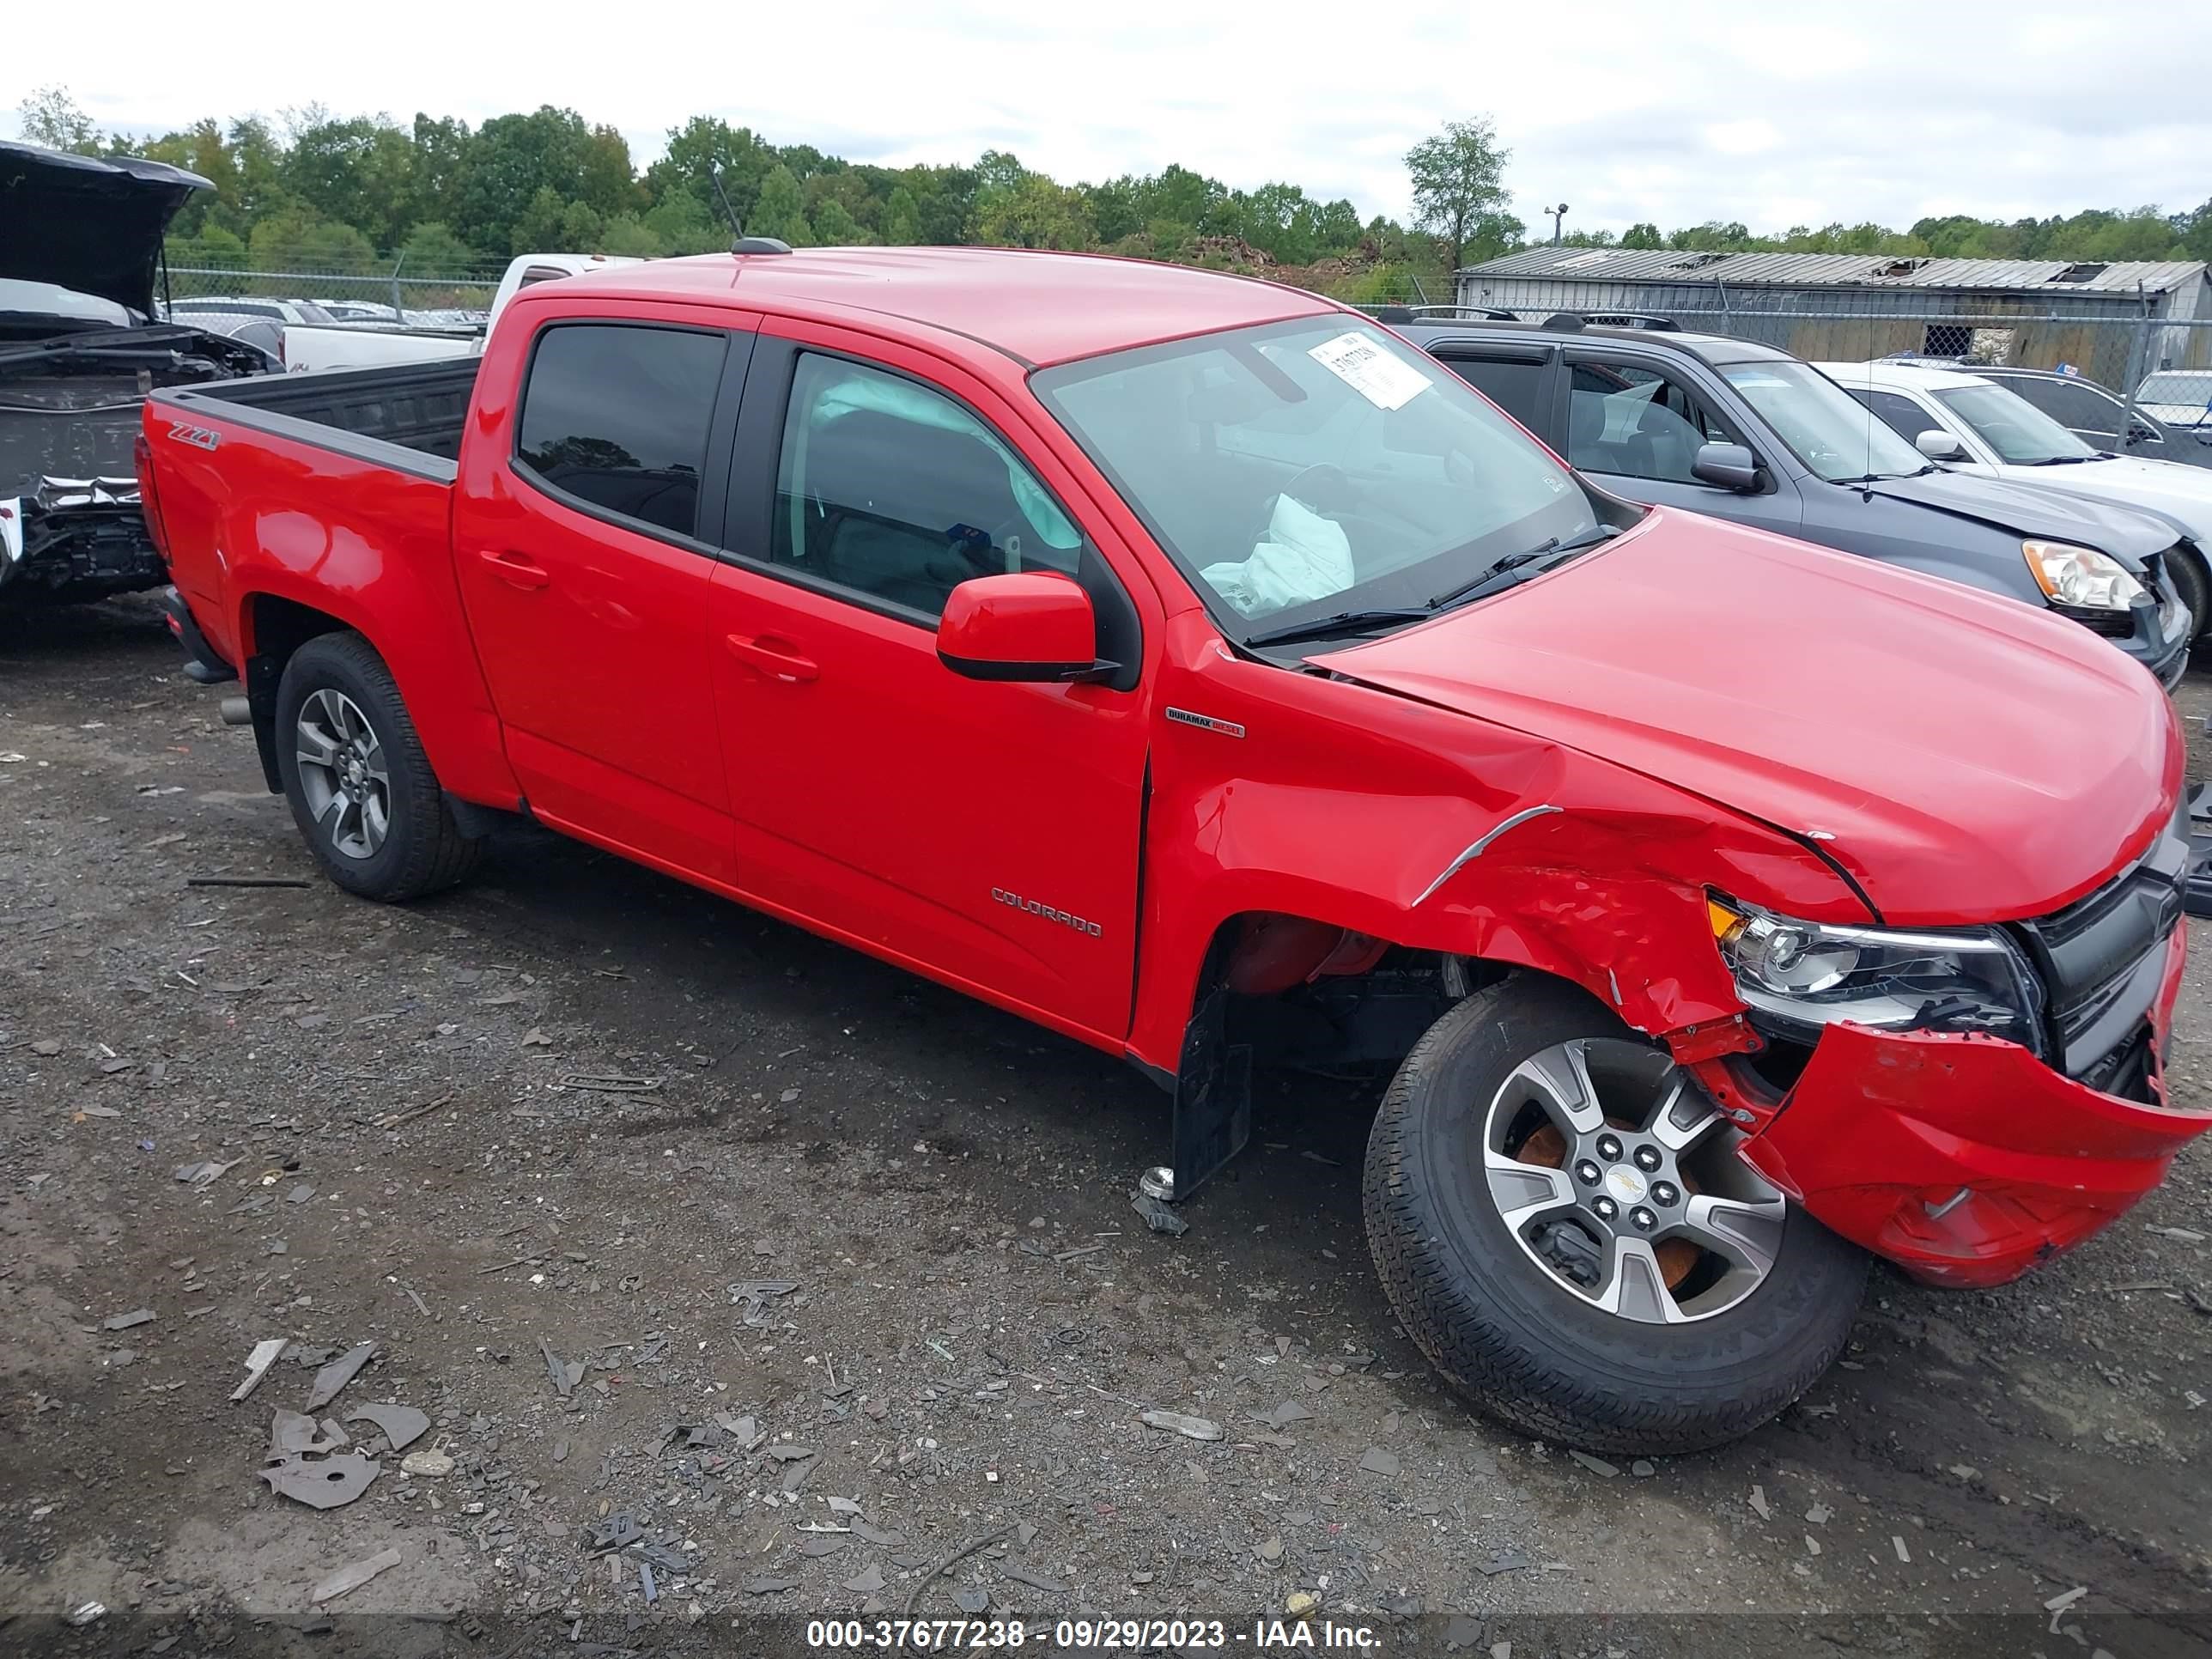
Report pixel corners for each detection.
[516,324,727,538]
[1437,355,1546,428]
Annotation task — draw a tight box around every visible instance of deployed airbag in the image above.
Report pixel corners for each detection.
[1202,491,1353,618]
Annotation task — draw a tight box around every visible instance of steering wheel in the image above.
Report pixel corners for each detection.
[1243,463,1352,553]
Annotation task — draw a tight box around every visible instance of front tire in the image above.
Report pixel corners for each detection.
[274,632,484,902]
[2163,544,2210,646]
[1364,975,1867,1455]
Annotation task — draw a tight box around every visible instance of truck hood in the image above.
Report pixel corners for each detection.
[1858,466,2182,563]
[0,141,210,318]
[1322,510,2180,923]
[2002,454,2212,542]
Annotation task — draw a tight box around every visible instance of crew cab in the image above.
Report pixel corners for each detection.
[1396,314,2204,665]
[142,247,2207,1455]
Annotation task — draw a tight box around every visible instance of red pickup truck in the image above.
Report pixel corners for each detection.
[141,246,2204,1454]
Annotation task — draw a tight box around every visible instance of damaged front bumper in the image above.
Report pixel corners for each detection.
[1733,924,2205,1286]
[0,475,164,605]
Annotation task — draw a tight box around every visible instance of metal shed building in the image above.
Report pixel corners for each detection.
[1453,250,2212,386]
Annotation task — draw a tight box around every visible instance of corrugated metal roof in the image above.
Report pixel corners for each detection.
[1458,247,2207,293]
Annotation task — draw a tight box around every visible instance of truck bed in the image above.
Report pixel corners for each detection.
[158,359,479,481]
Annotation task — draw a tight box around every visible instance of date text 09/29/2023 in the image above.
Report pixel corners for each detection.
[802,1618,1384,1650]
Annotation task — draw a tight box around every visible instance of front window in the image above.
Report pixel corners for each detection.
[1935,383,2098,465]
[1032,317,1599,640]
[1719,361,1930,483]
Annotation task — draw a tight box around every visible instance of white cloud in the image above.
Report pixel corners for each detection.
[16,0,2212,237]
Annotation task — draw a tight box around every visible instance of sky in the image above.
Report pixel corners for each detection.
[18,0,2212,237]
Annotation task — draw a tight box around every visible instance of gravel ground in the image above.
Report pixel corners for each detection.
[3,598,2209,1658]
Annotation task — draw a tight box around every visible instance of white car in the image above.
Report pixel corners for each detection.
[1821,358,2212,640]
[2135,370,2212,433]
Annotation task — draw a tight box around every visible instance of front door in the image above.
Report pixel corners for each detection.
[1561,353,1806,538]
[453,312,754,883]
[704,329,1150,1042]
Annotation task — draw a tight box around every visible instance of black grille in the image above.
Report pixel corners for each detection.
[2015,805,2188,1079]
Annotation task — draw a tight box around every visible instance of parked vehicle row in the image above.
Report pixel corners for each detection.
[140,246,2207,1455]
[1963,364,2212,471]
[1397,314,2203,678]
[1,142,270,606]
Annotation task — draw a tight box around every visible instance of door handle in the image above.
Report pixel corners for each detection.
[725,633,817,683]
[478,550,550,590]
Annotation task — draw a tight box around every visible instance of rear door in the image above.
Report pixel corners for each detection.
[452,302,757,884]
[702,323,1152,1043]
[1560,349,1804,536]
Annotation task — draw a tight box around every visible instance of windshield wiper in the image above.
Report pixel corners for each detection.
[1426,524,1619,612]
[1243,606,1435,648]
[2023,454,2099,465]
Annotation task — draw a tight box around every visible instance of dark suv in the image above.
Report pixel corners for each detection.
[1945,363,2212,472]
[1395,315,2198,685]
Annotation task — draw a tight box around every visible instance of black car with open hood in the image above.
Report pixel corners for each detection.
[2,140,271,606]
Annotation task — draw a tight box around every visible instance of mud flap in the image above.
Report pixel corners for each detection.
[1171,981,1253,1197]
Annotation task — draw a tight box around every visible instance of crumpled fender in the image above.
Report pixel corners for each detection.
[1125,616,1861,1074]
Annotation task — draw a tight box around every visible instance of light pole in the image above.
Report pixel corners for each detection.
[1545,204,1570,244]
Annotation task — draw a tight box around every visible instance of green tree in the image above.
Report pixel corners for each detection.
[19,85,100,153]
[247,210,375,272]
[750,163,811,246]
[398,220,481,270]
[1404,118,1512,273]
[973,173,1096,250]
[459,106,602,255]
[883,185,924,246]
[811,197,866,246]
[1620,221,1664,248]
[598,215,666,257]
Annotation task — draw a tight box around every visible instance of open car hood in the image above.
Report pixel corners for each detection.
[1321,510,2180,923]
[0,141,210,318]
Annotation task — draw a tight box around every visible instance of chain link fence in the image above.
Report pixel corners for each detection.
[162,259,506,325]
[1425,275,2212,436]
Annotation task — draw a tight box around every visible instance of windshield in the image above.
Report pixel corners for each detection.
[1719,360,1929,482]
[1032,317,1599,639]
[1936,383,2099,464]
[2138,372,2212,408]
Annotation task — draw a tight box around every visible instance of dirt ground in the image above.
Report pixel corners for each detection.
[3,598,2209,1659]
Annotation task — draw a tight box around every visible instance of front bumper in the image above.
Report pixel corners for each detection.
[1735,924,2206,1287]
[2103,589,2191,690]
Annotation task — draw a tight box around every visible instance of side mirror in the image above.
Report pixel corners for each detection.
[937,572,1112,684]
[1916,429,1969,462]
[1691,441,1760,491]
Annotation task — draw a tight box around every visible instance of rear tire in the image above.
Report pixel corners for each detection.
[1364,975,1867,1455]
[274,632,484,902]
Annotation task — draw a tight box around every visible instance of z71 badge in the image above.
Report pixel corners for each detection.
[167,422,221,451]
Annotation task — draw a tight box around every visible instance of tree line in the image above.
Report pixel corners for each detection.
[15,88,2212,301]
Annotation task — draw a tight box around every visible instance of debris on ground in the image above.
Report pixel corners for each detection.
[1567,1450,1620,1478]
[258,1451,380,1510]
[1750,1485,1772,1521]
[228,1338,287,1402]
[730,1280,799,1326]
[586,1512,645,1553]
[100,1309,154,1331]
[343,1404,429,1451]
[1358,1446,1401,1476]
[270,1411,348,1455]
[302,1342,376,1412]
[1477,1550,1531,1577]
[1140,1409,1222,1442]
[398,1447,454,1478]
[174,1158,241,1188]
[65,1602,106,1627]
[1131,1191,1188,1237]
[310,1547,403,1604]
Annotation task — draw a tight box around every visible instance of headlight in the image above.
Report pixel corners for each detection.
[2022,540,2143,611]
[1709,896,2045,1054]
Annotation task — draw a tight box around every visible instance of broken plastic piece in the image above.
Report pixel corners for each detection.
[270,1410,348,1455]
[258,1451,380,1510]
[1131,1191,1188,1237]
[1139,1409,1222,1442]
[343,1403,429,1452]
[311,1546,402,1603]
[229,1338,286,1402]
[302,1342,376,1412]
[586,1512,644,1553]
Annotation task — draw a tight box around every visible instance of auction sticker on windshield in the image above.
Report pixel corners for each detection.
[1308,330,1430,410]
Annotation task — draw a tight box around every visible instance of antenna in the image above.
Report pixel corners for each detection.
[710,167,744,246]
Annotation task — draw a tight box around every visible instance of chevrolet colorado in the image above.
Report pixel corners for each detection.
[141,247,2206,1454]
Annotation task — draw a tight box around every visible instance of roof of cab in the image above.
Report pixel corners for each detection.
[1817,360,1990,391]
[549,246,1337,369]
